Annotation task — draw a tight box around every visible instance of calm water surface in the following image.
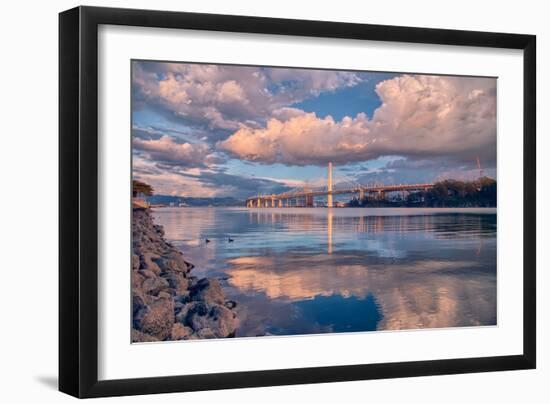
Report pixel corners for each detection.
[153,207,497,337]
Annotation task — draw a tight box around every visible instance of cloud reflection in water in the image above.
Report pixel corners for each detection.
[154,207,496,337]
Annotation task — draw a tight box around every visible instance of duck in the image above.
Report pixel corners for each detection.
[228,237,234,242]
[205,238,211,243]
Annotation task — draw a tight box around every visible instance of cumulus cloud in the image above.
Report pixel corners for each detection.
[132,61,363,136]
[133,135,222,167]
[218,75,496,167]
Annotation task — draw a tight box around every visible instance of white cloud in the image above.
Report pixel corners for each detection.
[133,62,364,134]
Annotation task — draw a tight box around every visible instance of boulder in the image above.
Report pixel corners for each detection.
[132,254,140,270]
[136,298,174,340]
[186,302,237,338]
[141,252,162,275]
[174,292,190,305]
[132,291,146,316]
[139,269,157,279]
[164,251,193,273]
[171,323,194,340]
[132,272,145,290]
[195,328,217,339]
[190,278,225,306]
[158,291,171,299]
[132,329,159,343]
[208,304,237,337]
[162,273,189,295]
[176,301,206,325]
[142,277,169,296]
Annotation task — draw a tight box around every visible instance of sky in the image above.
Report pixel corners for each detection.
[132,60,497,199]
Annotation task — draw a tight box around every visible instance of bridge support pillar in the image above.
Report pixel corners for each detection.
[271,197,275,207]
[278,199,282,208]
[327,162,333,208]
[257,198,261,208]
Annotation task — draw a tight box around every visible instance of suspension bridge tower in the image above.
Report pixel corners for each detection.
[327,162,333,208]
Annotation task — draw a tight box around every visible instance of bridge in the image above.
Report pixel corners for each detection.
[246,162,433,208]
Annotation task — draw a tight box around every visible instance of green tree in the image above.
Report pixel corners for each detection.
[132,180,153,197]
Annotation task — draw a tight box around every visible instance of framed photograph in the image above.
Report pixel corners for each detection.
[59,6,536,398]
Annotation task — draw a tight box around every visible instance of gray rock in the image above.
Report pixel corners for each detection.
[162,273,189,295]
[186,302,237,338]
[132,292,146,316]
[176,301,207,325]
[141,252,162,275]
[139,269,157,279]
[142,277,169,295]
[136,298,174,340]
[132,329,159,343]
[208,304,237,337]
[171,323,194,340]
[132,254,140,270]
[174,292,190,305]
[195,328,217,339]
[158,291,171,299]
[164,252,193,273]
[132,272,144,290]
[190,278,225,306]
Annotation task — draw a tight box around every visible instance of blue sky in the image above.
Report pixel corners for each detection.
[293,72,397,120]
[132,61,497,198]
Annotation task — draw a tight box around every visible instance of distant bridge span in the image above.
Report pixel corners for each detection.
[246,162,433,208]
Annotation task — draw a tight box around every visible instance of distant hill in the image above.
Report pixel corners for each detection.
[146,195,245,207]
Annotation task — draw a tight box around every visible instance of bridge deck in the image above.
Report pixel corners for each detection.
[247,183,434,203]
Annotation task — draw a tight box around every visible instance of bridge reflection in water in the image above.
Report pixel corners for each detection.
[246,162,433,208]
[154,207,496,337]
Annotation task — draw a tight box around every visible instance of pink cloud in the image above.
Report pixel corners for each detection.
[218,75,496,166]
[134,171,219,198]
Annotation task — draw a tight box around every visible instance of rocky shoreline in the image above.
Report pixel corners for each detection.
[132,207,237,342]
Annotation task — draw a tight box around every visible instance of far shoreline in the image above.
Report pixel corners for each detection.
[152,206,497,215]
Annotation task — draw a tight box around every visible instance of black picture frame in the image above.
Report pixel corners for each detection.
[59,5,536,398]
